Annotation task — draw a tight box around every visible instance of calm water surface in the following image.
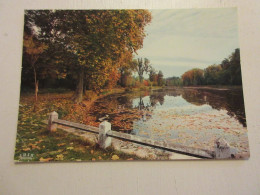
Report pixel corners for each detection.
[90,88,249,153]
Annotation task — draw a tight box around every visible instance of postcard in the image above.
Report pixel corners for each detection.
[15,8,249,162]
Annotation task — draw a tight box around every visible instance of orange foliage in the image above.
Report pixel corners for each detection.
[143,80,149,86]
[106,67,120,89]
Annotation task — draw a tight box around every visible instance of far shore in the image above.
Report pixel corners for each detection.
[182,85,242,91]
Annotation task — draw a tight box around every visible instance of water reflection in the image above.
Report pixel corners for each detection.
[130,88,246,127]
[180,88,246,127]
[90,87,248,154]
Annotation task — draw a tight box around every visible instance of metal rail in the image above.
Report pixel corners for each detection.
[53,119,214,159]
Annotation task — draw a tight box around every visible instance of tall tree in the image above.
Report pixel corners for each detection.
[23,33,48,105]
[24,10,152,103]
[157,70,164,86]
[118,54,137,87]
[149,68,157,82]
[137,58,150,82]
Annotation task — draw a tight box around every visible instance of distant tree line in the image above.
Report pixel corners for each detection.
[166,48,242,86]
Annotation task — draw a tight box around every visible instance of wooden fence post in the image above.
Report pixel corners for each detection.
[98,121,112,149]
[48,111,58,132]
[215,138,232,159]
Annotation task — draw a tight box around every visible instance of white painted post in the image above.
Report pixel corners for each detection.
[48,111,58,132]
[98,121,112,149]
[215,138,232,159]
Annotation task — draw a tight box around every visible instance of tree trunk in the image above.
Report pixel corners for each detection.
[120,69,124,87]
[83,79,86,95]
[139,75,143,83]
[33,66,39,111]
[73,67,84,103]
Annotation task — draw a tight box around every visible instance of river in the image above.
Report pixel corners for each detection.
[88,87,249,156]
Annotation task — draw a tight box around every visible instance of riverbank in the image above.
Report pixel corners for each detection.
[15,86,167,162]
[47,120,199,160]
[15,91,144,162]
[183,85,243,91]
[16,85,249,161]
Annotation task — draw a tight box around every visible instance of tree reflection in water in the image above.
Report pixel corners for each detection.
[135,88,246,127]
[90,87,246,134]
[180,88,246,127]
[89,88,248,154]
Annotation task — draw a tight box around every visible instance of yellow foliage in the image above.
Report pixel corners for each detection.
[111,154,119,160]
[39,157,53,162]
[55,154,64,160]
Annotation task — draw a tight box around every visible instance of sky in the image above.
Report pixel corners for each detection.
[135,8,239,78]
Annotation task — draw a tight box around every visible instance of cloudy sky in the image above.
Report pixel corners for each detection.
[135,8,239,78]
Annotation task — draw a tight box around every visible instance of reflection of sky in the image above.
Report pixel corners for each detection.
[132,95,213,115]
[131,94,248,153]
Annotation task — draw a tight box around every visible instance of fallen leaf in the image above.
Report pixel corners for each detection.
[111,155,119,160]
[55,154,64,160]
[39,157,53,162]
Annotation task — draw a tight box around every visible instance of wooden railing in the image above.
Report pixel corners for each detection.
[47,111,236,159]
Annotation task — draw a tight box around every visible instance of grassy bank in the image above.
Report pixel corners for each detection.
[15,90,143,162]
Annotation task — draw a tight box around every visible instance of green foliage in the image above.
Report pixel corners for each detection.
[181,48,242,86]
[157,70,164,86]
[166,76,183,86]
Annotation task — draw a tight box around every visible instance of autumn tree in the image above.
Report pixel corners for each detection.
[182,68,204,86]
[118,55,138,87]
[25,10,152,103]
[23,33,48,104]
